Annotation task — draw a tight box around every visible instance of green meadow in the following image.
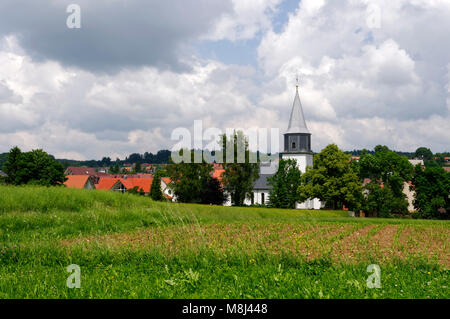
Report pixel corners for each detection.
[0,186,448,299]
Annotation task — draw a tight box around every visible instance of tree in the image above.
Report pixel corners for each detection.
[166,150,213,203]
[414,147,433,161]
[109,161,121,174]
[297,144,362,210]
[220,131,260,206]
[2,146,23,185]
[363,182,408,217]
[201,177,225,205]
[134,162,142,173]
[150,171,163,201]
[412,165,450,219]
[357,145,413,216]
[268,159,301,209]
[3,147,66,186]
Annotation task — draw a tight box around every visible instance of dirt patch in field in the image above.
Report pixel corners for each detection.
[61,222,449,267]
[398,226,450,267]
[331,224,377,263]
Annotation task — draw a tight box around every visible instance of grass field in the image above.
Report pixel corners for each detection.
[0,186,448,299]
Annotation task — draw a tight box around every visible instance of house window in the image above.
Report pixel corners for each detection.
[251,193,254,205]
[261,193,265,204]
[292,142,296,149]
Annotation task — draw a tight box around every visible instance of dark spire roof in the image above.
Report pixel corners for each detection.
[286,82,309,134]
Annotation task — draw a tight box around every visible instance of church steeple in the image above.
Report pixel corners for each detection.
[287,79,309,134]
[283,79,312,154]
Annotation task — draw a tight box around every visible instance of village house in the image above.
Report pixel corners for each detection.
[64,175,96,190]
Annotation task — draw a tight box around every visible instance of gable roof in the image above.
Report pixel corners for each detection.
[121,178,153,193]
[65,166,97,175]
[64,175,90,189]
[96,178,123,190]
[253,174,274,190]
[95,177,154,193]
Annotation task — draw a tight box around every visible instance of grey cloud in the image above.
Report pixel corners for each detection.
[0,0,232,73]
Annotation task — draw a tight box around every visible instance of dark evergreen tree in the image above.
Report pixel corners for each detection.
[150,171,163,201]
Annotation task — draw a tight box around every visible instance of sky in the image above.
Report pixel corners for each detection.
[0,0,449,160]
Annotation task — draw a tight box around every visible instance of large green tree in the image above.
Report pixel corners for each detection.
[166,150,213,204]
[357,145,413,216]
[414,147,433,161]
[298,144,362,210]
[3,147,66,186]
[268,159,301,209]
[412,165,450,219]
[220,131,260,206]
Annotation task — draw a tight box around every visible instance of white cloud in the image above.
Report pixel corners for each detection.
[203,0,282,41]
[256,0,450,152]
[1,0,449,158]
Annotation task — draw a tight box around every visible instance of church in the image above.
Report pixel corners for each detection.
[225,81,323,209]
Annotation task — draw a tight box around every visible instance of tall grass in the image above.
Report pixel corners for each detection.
[0,185,448,299]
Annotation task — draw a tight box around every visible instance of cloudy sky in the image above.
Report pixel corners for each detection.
[0,0,449,160]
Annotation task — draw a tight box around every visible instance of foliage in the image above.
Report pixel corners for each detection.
[298,144,362,210]
[268,159,301,209]
[127,186,145,196]
[357,145,413,217]
[362,182,408,217]
[109,161,121,174]
[133,162,142,173]
[166,150,214,204]
[150,171,164,201]
[220,131,260,206]
[412,165,450,219]
[414,147,433,161]
[3,147,66,186]
[201,177,226,205]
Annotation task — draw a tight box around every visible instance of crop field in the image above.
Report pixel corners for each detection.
[0,186,448,299]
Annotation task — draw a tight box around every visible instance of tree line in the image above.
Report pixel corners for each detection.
[271,144,449,219]
[1,139,448,219]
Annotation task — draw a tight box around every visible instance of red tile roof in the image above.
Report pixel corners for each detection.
[95,178,122,190]
[121,178,153,193]
[64,175,90,189]
[95,177,154,193]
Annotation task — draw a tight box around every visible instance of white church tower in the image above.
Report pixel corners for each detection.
[281,79,322,209]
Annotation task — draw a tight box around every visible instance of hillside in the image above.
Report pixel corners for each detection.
[0,186,448,298]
